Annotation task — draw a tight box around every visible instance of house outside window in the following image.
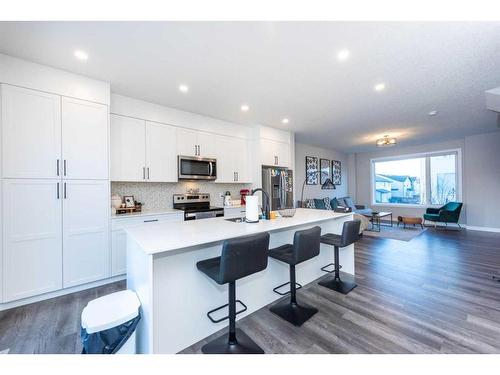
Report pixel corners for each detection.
[371,150,461,207]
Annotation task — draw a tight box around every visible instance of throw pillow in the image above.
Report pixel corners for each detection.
[343,197,356,209]
[323,197,332,210]
[305,199,316,209]
[330,197,339,209]
[314,198,326,210]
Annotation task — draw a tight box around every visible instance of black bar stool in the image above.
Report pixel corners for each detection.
[268,226,321,326]
[196,232,270,354]
[319,220,361,295]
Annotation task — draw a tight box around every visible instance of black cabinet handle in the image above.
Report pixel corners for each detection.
[63,160,67,176]
[143,219,159,223]
[57,159,60,176]
[57,183,60,199]
[64,182,67,199]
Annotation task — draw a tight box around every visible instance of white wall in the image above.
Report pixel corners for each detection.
[464,132,500,230]
[353,133,500,229]
[294,142,348,204]
[354,138,465,222]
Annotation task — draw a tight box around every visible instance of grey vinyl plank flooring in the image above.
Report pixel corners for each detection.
[2,228,500,354]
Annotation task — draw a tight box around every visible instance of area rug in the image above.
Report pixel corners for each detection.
[363,225,427,242]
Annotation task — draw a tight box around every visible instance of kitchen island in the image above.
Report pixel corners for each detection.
[125,208,354,353]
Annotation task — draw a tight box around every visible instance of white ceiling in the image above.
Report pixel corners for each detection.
[0,21,499,153]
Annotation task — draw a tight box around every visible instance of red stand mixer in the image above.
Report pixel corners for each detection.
[240,189,250,206]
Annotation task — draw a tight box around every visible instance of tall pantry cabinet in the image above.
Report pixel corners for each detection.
[1,84,110,303]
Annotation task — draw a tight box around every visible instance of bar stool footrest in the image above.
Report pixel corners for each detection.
[206,300,248,323]
[321,263,342,273]
[272,281,303,296]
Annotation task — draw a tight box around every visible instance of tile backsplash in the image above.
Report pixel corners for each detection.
[111,181,252,210]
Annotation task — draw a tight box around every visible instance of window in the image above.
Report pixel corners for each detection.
[372,150,460,206]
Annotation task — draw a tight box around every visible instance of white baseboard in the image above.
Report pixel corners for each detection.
[465,225,500,233]
[0,275,126,312]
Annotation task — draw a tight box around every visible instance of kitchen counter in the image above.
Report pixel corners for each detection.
[126,208,351,255]
[125,208,355,353]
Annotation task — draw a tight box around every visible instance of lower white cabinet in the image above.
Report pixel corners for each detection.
[111,212,183,276]
[63,180,110,288]
[2,179,63,302]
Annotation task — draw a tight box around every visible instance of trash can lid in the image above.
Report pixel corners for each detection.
[81,290,141,334]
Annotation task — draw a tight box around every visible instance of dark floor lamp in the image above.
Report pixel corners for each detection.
[299,170,335,208]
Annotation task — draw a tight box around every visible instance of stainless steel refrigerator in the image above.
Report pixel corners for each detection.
[262,167,294,210]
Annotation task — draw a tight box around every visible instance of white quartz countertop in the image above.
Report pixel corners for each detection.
[111,208,181,220]
[125,208,352,255]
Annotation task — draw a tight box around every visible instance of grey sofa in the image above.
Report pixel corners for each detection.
[337,197,373,216]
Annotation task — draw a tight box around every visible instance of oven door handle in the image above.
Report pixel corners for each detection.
[209,161,213,177]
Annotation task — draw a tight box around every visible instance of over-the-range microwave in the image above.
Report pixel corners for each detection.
[178,155,217,180]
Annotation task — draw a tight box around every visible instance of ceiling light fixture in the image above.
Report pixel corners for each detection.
[428,110,438,116]
[374,83,386,92]
[282,118,289,124]
[241,104,249,112]
[178,84,189,93]
[376,135,397,147]
[74,50,88,61]
[337,49,350,61]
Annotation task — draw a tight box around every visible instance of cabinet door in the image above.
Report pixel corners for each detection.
[62,98,109,179]
[2,179,62,302]
[275,141,290,168]
[111,230,127,276]
[197,131,217,158]
[260,138,278,166]
[63,180,110,288]
[233,137,250,183]
[1,84,61,179]
[214,135,234,183]
[110,114,146,181]
[145,121,177,182]
[176,128,198,157]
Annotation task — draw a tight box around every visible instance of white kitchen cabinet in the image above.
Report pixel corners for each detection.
[1,84,61,179]
[2,179,62,302]
[215,135,250,183]
[111,212,183,276]
[110,114,146,181]
[62,180,110,288]
[260,138,290,168]
[176,128,216,158]
[62,97,109,180]
[145,121,177,182]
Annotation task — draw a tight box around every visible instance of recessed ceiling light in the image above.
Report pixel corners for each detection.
[241,104,249,112]
[337,49,350,61]
[179,84,189,93]
[428,110,438,116]
[74,50,88,61]
[374,83,386,92]
[282,118,289,124]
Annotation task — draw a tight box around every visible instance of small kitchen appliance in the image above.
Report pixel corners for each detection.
[240,189,250,206]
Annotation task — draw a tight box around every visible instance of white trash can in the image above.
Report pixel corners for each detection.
[81,290,141,354]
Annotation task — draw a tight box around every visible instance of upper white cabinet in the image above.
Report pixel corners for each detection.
[62,97,109,180]
[2,179,63,302]
[62,180,110,288]
[1,84,61,179]
[110,114,146,181]
[215,135,250,183]
[176,128,216,158]
[145,121,177,182]
[260,138,290,168]
[110,115,177,182]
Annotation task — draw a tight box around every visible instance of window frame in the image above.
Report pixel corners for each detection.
[370,148,462,208]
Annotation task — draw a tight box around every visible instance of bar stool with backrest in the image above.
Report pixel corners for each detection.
[319,220,361,294]
[268,226,321,326]
[196,232,270,354]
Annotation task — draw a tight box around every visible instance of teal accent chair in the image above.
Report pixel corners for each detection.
[423,202,463,228]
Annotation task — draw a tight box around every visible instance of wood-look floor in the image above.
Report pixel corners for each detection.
[2,228,500,354]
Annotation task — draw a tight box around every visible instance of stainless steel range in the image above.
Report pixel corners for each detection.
[173,193,224,221]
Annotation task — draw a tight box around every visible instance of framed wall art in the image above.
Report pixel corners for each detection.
[305,156,318,185]
[332,160,342,185]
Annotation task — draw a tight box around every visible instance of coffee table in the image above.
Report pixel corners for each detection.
[363,211,393,232]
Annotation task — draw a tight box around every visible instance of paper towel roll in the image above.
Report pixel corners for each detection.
[245,195,260,223]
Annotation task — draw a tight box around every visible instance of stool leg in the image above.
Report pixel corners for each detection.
[201,281,264,354]
[269,265,318,327]
[318,245,357,295]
